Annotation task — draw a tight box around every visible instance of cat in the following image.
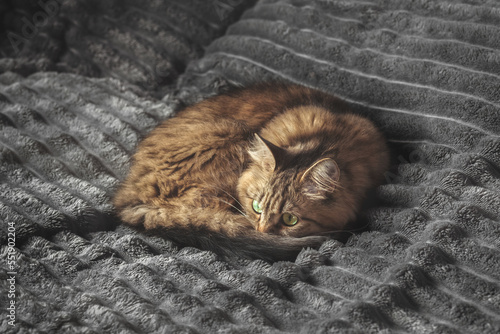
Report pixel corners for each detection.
[113,82,389,261]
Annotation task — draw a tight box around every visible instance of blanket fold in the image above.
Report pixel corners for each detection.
[1,0,499,333]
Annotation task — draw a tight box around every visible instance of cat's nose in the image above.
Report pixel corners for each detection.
[256,214,280,233]
[256,220,272,233]
[257,224,278,234]
[256,223,267,233]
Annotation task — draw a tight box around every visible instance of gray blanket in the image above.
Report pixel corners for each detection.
[1,0,499,333]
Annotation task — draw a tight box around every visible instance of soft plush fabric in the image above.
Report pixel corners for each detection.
[1,0,499,333]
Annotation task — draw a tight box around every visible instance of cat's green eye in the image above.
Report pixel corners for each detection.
[252,199,263,214]
[282,213,299,226]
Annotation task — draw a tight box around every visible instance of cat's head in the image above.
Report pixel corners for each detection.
[237,134,356,238]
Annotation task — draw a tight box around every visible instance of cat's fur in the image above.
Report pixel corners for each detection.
[113,83,389,260]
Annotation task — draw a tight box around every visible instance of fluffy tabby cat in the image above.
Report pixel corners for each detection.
[113,83,389,260]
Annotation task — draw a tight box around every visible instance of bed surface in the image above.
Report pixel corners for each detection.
[1,0,499,333]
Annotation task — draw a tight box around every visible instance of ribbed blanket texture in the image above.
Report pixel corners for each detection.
[1,0,499,333]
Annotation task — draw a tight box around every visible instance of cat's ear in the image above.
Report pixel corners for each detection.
[300,158,340,199]
[249,134,285,171]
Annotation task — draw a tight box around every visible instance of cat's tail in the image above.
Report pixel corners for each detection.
[115,204,328,261]
[142,224,328,262]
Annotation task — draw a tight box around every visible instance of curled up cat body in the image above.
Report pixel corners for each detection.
[113,83,389,261]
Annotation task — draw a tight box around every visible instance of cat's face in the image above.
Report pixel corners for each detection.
[237,134,354,237]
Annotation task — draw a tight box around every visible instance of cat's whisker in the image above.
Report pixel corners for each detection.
[214,187,245,209]
[315,230,357,238]
[208,195,251,221]
[315,222,371,236]
[330,180,344,191]
[219,199,247,217]
[347,222,371,232]
[209,187,256,225]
